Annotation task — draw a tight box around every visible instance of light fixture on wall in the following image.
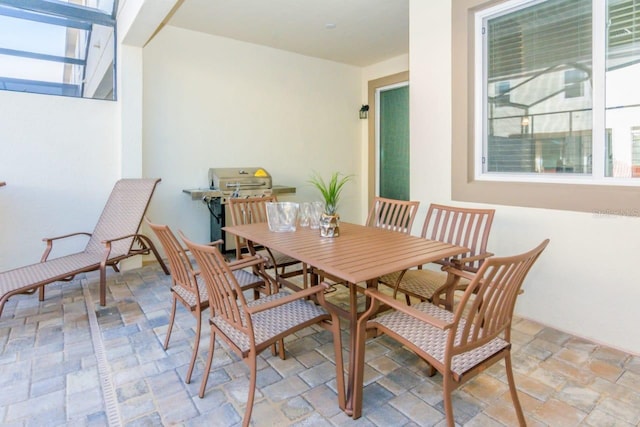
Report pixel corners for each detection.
[359,105,369,119]
[520,115,530,135]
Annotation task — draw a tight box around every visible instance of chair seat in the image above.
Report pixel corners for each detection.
[172,276,208,309]
[173,269,264,309]
[232,269,266,291]
[378,271,401,287]
[212,292,329,353]
[257,248,299,268]
[373,300,508,377]
[0,251,105,296]
[385,269,470,302]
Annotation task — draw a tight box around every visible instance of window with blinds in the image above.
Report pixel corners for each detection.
[487,0,592,83]
[609,0,640,56]
[606,0,640,178]
[477,0,640,182]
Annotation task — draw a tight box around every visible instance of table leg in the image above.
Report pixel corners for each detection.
[345,282,358,415]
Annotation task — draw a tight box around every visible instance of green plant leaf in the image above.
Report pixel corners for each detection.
[307,171,353,215]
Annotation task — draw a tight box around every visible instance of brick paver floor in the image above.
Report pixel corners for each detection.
[1,262,638,426]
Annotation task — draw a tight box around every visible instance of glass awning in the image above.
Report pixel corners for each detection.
[0,0,117,99]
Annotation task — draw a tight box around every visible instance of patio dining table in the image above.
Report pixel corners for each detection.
[223,221,468,417]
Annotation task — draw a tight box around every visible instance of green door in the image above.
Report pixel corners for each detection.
[378,84,409,200]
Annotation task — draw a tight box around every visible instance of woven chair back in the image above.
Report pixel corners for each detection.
[147,221,197,293]
[365,197,420,234]
[85,179,159,257]
[228,196,276,259]
[421,204,495,271]
[229,196,275,225]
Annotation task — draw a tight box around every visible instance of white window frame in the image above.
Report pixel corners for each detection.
[473,0,639,187]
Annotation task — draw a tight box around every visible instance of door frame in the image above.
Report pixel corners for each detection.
[367,71,409,208]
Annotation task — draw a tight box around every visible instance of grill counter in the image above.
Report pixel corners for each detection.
[182,167,295,252]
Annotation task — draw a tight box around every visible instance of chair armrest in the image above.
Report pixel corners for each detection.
[101,233,140,244]
[450,252,494,269]
[363,288,453,330]
[441,265,478,282]
[192,255,265,276]
[41,232,93,261]
[227,254,265,271]
[183,239,224,254]
[246,283,330,314]
[43,232,92,243]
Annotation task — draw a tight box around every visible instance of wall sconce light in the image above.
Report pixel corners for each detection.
[359,104,369,119]
[520,115,531,136]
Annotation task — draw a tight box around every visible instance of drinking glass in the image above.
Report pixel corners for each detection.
[309,201,324,230]
[266,202,299,232]
[299,202,310,227]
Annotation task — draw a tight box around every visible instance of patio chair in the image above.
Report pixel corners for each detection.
[146,220,269,384]
[0,178,169,317]
[364,196,420,234]
[181,233,346,427]
[379,204,495,310]
[353,239,550,424]
[228,196,307,291]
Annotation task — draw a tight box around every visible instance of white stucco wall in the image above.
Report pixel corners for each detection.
[0,91,118,271]
[411,0,640,354]
[142,26,363,246]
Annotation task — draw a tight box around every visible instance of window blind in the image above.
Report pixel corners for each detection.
[487,0,592,81]
[609,0,640,63]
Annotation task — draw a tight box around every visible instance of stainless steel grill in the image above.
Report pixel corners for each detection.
[187,167,274,204]
[209,167,272,193]
[205,168,273,252]
[183,167,296,253]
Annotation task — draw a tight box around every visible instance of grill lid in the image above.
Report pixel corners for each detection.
[209,167,272,190]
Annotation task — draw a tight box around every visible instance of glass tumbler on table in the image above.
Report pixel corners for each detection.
[309,201,324,230]
[266,202,299,232]
[299,202,310,227]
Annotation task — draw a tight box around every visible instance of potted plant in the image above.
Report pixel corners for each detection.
[308,171,353,237]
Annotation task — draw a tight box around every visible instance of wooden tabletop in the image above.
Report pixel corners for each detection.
[224,221,467,285]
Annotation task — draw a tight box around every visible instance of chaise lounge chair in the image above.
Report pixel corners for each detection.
[0,178,169,317]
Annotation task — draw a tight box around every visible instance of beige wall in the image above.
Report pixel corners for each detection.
[142,26,363,245]
[410,0,455,220]
[412,0,640,354]
[0,91,119,271]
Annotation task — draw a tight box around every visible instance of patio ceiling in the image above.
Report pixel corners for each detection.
[167,0,410,67]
